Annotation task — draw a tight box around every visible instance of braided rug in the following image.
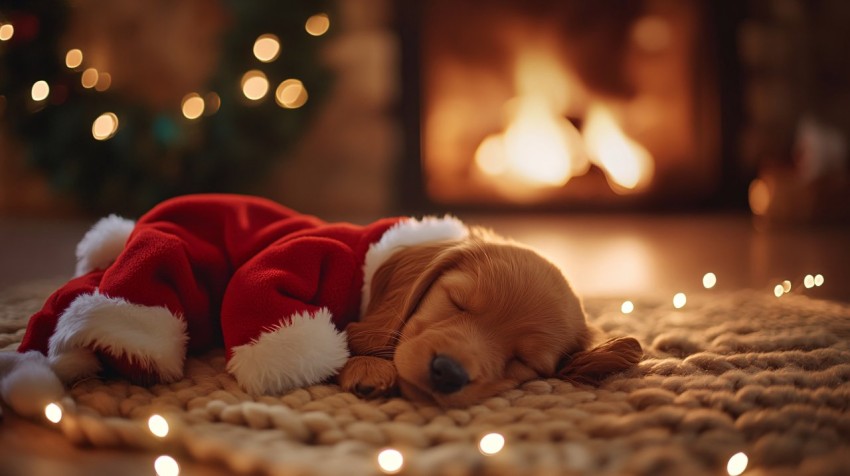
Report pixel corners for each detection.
[1,281,849,475]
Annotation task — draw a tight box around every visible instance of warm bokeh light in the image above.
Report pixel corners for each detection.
[148,414,170,438]
[275,79,308,109]
[92,112,119,141]
[31,81,50,101]
[814,274,824,287]
[0,23,13,41]
[65,49,83,69]
[253,34,281,63]
[377,449,403,474]
[241,70,269,101]
[305,13,330,36]
[44,403,63,423]
[773,284,784,298]
[204,92,221,115]
[748,178,770,216]
[81,68,99,89]
[727,452,748,476]
[154,455,180,476]
[583,104,654,193]
[479,433,505,455]
[94,72,112,92]
[673,292,687,309]
[804,274,815,289]
[621,300,634,314]
[703,272,717,289]
[782,280,792,294]
[181,93,205,120]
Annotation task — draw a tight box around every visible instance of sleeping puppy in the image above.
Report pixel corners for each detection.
[339,229,642,407]
[0,194,640,416]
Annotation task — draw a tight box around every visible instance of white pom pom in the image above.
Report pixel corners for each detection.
[0,351,65,418]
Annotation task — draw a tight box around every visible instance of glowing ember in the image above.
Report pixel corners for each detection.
[583,104,654,193]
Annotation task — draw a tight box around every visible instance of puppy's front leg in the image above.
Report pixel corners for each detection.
[338,356,398,399]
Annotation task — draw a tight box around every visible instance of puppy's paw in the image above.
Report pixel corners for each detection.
[338,356,398,399]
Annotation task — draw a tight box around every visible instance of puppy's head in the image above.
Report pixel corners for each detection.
[348,230,642,407]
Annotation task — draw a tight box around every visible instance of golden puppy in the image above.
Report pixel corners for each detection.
[338,229,642,407]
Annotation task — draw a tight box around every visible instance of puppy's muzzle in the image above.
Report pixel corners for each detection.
[430,355,469,393]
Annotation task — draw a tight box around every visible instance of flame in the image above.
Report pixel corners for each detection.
[582,104,654,193]
[475,97,587,189]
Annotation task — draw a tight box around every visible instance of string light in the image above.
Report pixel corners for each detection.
[44,403,63,423]
[181,93,205,120]
[726,452,748,476]
[92,112,119,141]
[478,433,505,455]
[81,68,99,89]
[31,81,50,102]
[773,284,784,298]
[0,23,13,41]
[154,455,180,476]
[703,272,717,289]
[275,79,308,109]
[377,448,404,474]
[673,292,687,309]
[621,300,634,314]
[65,49,83,69]
[305,13,330,36]
[781,280,792,294]
[804,274,815,289]
[253,34,281,63]
[148,414,170,438]
[241,70,269,101]
[814,274,824,287]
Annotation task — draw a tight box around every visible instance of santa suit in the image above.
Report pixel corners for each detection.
[12,194,468,397]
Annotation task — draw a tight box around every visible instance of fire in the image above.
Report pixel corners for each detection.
[474,97,587,189]
[582,104,654,193]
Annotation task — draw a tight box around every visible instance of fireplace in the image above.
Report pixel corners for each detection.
[399,0,735,211]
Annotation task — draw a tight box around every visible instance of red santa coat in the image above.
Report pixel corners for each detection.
[15,194,468,396]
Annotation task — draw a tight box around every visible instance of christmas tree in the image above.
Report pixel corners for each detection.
[0,0,330,214]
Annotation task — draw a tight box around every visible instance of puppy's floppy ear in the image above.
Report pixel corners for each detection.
[348,241,461,355]
[555,337,642,385]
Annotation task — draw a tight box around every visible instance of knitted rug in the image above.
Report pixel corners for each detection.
[1,281,849,476]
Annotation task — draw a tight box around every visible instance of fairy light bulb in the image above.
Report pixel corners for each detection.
[154,455,180,476]
[65,49,83,69]
[377,449,403,474]
[305,13,330,36]
[181,93,205,120]
[478,433,505,455]
[81,68,99,89]
[275,79,308,109]
[727,452,748,476]
[773,284,784,298]
[0,23,13,41]
[804,274,815,289]
[44,403,63,423]
[253,34,280,63]
[31,81,50,102]
[703,272,717,289]
[241,70,269,101]
[814,274,824,287]
[673,292,686,309]
[621,300,634,314]
[782,280,792,294]
[148,414,169,437]
[92,112,119,140]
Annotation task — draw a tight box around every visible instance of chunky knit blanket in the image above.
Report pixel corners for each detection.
[1,281,849,475]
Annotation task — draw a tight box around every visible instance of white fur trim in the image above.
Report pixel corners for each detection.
[48,291,188,382]
[0,351,65,418]
[361,215,468,314]
[75,214,135,276]
[227,308,349,395]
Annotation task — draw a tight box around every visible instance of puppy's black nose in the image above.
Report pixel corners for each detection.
[430,355,469,394]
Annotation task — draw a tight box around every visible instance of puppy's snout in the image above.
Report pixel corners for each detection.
[430,355,469,394]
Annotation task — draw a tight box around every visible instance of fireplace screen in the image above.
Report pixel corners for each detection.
[409,0,723,209]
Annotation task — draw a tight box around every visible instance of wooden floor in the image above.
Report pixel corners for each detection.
[1,212,848,475]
